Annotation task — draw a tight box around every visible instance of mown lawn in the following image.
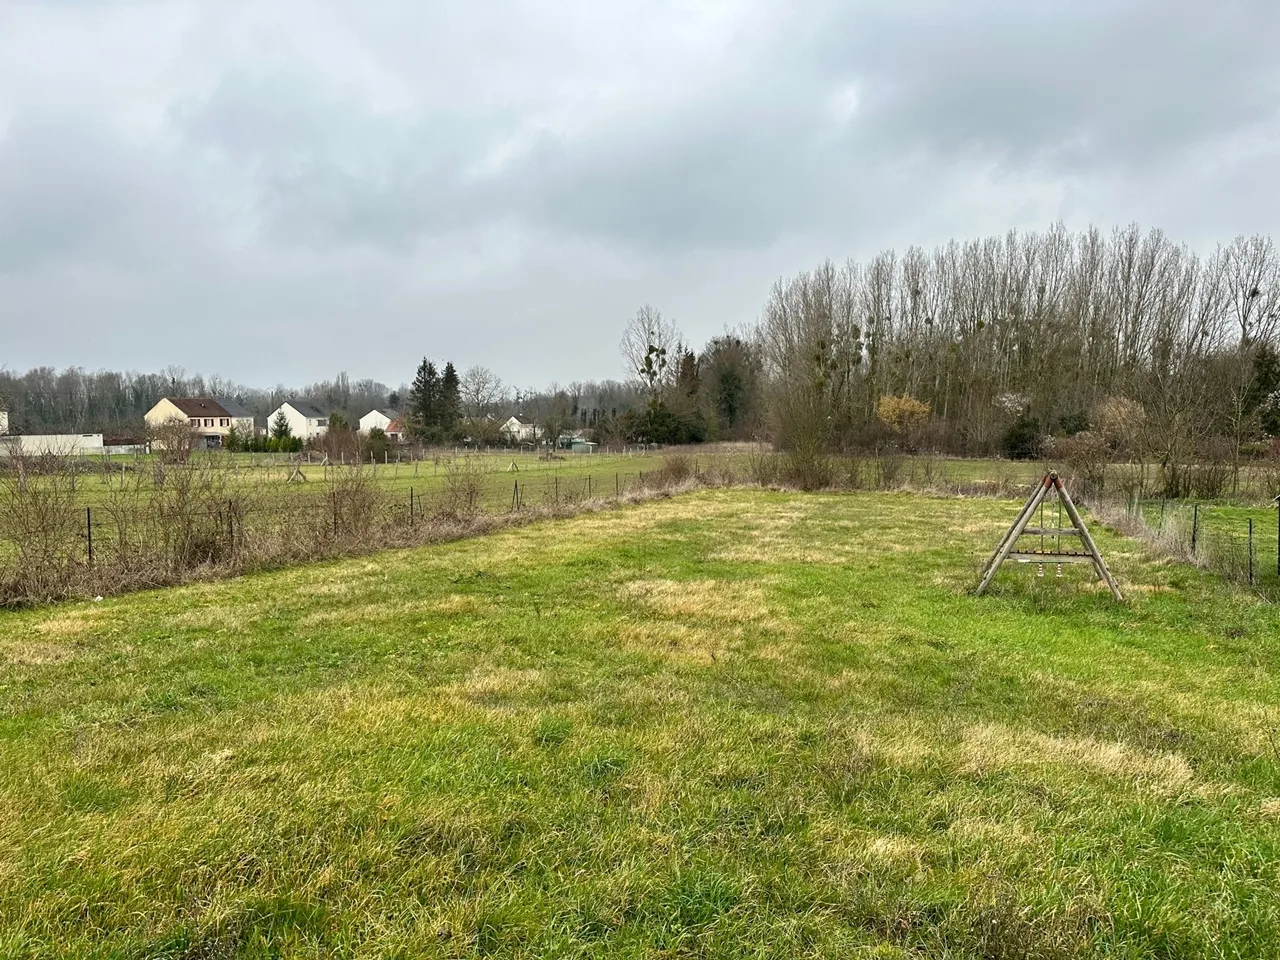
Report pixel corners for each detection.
[2,489,1280,958]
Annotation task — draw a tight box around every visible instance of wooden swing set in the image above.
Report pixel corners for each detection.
[976,472,1123,601]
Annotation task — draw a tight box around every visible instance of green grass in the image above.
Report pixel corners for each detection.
[3,489,1280,957]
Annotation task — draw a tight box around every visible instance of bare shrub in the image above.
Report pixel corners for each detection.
[653,453,693,486]
[150,418,196,465]
[871,452,905,490]
[0,457,86,602]
[1046,432,1109,497]
[435,458,488,520]
[329,467,380,538]
[1187,462,1231,500]
[1092,396,1146,457]
[747,445,783,486]
[147,460,231,571]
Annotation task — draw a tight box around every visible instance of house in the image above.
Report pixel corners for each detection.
[216,398,257,437]
[0,411,8,435]
[144,397,236,449]
[570,438,598,453]
[266,400,330,441]
[359,409,398,435]
[384,418,406,443]
[501,416,536,443]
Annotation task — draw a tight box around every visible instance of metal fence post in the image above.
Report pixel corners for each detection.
[86,506,93,566]
[1192,503,1199,556]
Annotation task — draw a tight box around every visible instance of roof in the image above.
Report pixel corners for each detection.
[162,397,229,418]
[505,415,533,426]
[365,408,398,420]
[282,400,327,419]
[217,398,253,419]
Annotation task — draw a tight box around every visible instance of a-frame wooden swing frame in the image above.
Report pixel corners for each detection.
[976,472,1123,600]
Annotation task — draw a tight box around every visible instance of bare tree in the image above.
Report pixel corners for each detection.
[620,305,681,388]
[459,365,507,420]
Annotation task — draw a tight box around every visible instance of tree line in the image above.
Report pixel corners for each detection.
[7,222,1276,488]
[753,223,1280,491]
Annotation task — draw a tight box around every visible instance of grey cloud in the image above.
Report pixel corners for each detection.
[1,0,1278,385]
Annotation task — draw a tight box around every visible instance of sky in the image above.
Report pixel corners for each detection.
[2,0,1279,390]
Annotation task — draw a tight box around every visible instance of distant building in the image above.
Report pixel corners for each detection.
[144,398,236,449]
[0,411,8,435]
[384,418,406,443]
[0,433,105,456]
[216,398,257,437]
[501,416,536,443]
[265,400,330,441]
[358,409,398,435]
[570,438,598,453]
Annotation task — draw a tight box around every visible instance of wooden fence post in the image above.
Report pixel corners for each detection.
[1249,518,1254,584]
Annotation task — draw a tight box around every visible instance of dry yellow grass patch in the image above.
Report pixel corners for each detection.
[168,606,262,633]
[449,666,544,703]
[299,603,388,627]
[1258,798,1280,818]
[615,621,742,663]
[430,594,487,615]
[32,607,106,638]
[961,723,1194,792]
[712,537,859,564]
[620,578,770,622]
[294,579,361,597]
[863,834,928,870]
[1,641,78,665]
[947,816,1035,846]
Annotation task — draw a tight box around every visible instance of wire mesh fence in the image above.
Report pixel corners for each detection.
[0,458,714,605]
[1093,495,1280,596]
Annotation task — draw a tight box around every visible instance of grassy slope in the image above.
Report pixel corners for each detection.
[2,490,1280,958]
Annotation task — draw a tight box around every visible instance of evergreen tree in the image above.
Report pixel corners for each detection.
[441,362,461,438]
[271,410,292,439]
[407,358,442,439]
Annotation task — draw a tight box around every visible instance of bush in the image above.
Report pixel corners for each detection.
[653,454,694,486]
[1046,431,1108,496]
[1002,415,1043,460]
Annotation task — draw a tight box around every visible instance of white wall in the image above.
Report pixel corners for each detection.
[0,434,105,456]
[359,410,392,434]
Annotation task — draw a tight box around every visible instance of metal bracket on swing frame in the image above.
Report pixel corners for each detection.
[975,472,1123,601]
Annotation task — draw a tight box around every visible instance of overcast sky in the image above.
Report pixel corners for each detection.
[3,0,1279,390]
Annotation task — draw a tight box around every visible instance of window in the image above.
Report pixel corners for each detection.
[220,418,229,427]
[189,419,199,426]
[204,418,214,427]
[316,418,328,427]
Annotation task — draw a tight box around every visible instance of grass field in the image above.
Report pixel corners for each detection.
[3,489,1280,957]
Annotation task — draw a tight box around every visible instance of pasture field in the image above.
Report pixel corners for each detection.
[3,489,1280,957]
